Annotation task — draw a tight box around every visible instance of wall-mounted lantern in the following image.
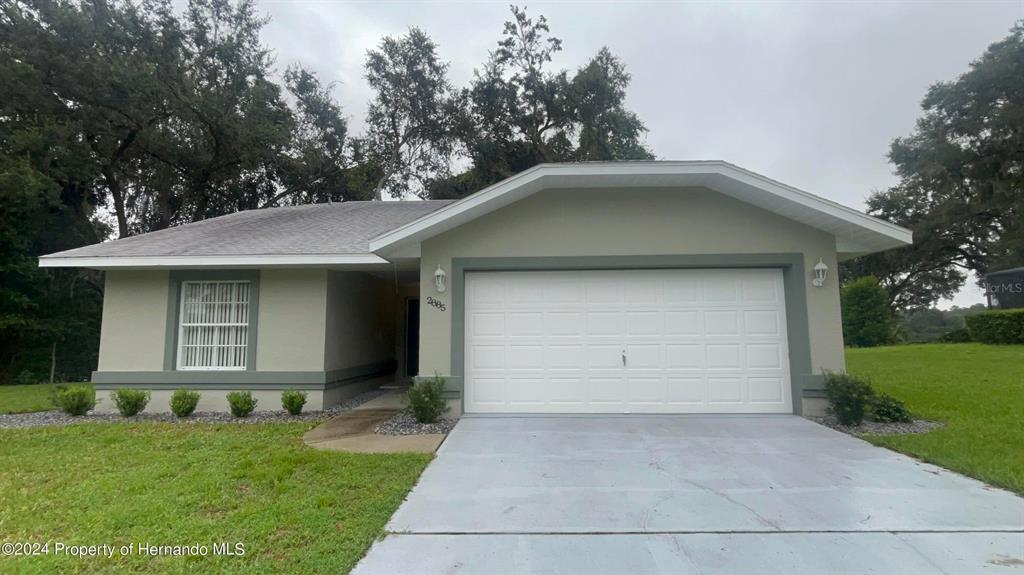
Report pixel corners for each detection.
[812,257,829,288]
[434,264,447,293]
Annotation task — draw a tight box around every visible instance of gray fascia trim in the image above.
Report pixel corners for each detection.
[164,270,260,371]
[93,360,395,390]
[449,254,813,415]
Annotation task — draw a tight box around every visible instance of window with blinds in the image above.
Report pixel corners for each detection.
[177,281,250,370]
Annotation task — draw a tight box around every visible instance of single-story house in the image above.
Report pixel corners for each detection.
[40,161,911,416]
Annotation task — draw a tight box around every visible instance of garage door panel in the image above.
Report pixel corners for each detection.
[667,377,706,403]
[705,344,741,368]
[545,312,585,335]
[508,345,544,369]
[627,377,666,403]
[549,378,586,403]
[587,345,623,369]
[743,310,781,335]
[704,311,740,335]
[749,377,785,403]
[507,312,543,336]
[666,344,703,369]
[471,313,505,336]
[741,277,780,302]
[626,311,662,335]
[590,378,626,403]
[707,377,744,403]
[702,277,739,302]
[471,345,505,369]
[623,278,662,303]
[625,344,661,368]
[507,378,547,405]
[545,345,585,369]
[746,344,783,369]
[586,312,622,335]
[665,311,702,335]
[465,269,791,414]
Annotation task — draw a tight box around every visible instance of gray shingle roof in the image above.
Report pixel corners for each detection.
[44,201,455,259]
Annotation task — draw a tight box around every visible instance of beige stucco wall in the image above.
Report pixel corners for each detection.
[418,187,846,378]
[97,270,169,371]
[324,271,396,372]
[97,268,403,377]
[256,269,329,371]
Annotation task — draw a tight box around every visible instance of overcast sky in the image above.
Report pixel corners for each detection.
[253,0,1022,307]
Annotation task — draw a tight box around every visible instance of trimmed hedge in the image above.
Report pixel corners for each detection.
[965,309,1024,344]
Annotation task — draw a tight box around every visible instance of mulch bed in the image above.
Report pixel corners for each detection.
[0,390,384,430]
[374,409,458,436]
[811,415,944,436]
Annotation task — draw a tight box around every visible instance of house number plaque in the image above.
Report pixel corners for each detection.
[426,296,446,312]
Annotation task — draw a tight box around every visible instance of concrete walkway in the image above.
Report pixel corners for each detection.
[302,392,446,454]
[354,415,1024,574]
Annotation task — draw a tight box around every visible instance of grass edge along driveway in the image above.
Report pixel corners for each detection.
[846,343,1024,495]
[0,421,431,574]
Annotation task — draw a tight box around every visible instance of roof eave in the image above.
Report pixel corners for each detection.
[38,254,391,270]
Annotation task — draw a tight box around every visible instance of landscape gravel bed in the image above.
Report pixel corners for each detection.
[0,389,385,430]
[811,415,944,436]
[375,409,458,436]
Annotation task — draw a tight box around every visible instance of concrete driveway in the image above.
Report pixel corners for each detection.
[354,416,1024,574]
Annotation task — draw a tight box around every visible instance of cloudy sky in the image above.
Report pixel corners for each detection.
[254,0,1021,306]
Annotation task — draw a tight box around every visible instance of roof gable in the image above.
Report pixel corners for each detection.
[369,161,912,257]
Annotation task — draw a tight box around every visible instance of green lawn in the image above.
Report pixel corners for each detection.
[847,343,1024,494]
[0,383,67,414]
[0,422,431,574]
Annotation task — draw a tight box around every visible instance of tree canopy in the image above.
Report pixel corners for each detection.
[0,1,654,382]
[841,21,1024,311]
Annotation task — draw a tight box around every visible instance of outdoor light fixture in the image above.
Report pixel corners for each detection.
[812,257,829,288]
[434,264,447,293]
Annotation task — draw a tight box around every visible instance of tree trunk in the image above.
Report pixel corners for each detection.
[49,341,56,384]
[104,167,130,238]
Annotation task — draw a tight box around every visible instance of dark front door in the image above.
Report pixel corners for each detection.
[405,298,420,377]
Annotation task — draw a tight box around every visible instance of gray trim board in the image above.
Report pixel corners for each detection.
[93,360,395,390]
[164,270,260,371]
[449,254,814,415]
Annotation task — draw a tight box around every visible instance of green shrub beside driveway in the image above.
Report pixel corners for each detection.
[847,343,1024,494]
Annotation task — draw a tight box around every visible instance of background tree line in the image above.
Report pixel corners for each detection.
[0,0,653,383]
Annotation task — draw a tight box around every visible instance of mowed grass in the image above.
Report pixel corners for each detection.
[0,383,66,414]
[0,422,431,574]
[847,343,1024,494]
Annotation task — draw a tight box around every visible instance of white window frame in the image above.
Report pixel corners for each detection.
[176,280,251,371]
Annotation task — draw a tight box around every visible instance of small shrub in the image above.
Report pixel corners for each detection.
[870,393,912,423]
[51,384,96,416]
[14,370,39,386]
[111,388,151,417]
[824,371,874,426]
[281,390,307,415]
[841,276,897,347]
[226,391,257,418]
[404,374,449,423]
[965,309,1024,344]
[937,327,971,343]
[170,389,201,418]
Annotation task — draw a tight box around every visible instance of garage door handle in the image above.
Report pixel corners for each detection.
[622,350,627,367]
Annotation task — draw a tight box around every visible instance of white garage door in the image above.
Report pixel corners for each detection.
[464,269,792,414]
